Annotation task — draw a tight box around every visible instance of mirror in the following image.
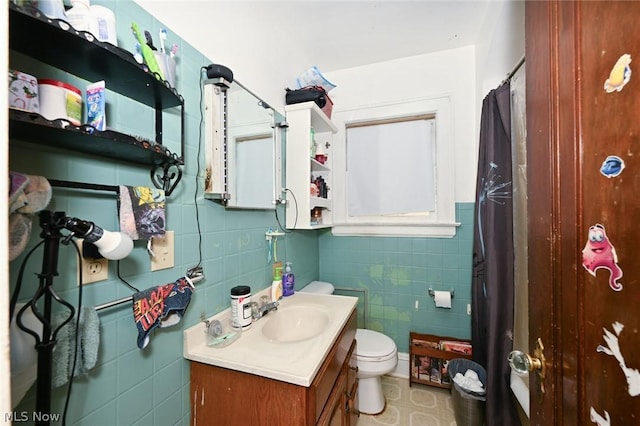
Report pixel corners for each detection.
[204,79,284,209]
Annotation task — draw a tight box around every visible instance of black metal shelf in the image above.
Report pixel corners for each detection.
[8,3,185,194]
[9,2,182,110]
[9,109,181,166]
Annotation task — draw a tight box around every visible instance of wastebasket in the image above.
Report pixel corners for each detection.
[448,358,487,426]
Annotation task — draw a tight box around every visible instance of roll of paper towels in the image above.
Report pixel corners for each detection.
[434,291,452,309]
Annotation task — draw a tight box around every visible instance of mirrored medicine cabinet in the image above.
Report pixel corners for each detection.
[204,78,285,209]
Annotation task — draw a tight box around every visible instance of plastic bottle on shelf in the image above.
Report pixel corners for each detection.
[310,127,317,159]
[36,0,66,20]
[90,4,118,45]
[65,0,99,38]
[282,262,295,297]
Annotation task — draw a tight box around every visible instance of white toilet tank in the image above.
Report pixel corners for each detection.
[300,281,335,295]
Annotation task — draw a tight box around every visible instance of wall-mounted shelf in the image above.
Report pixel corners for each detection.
[9,3,182,110]
[285,102,337,229]
[8,2,185,194]
[9,109,181,166]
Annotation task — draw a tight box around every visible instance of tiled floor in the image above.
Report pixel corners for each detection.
[357,375,457,426]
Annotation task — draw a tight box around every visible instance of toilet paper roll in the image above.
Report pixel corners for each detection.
[433,291,452,309]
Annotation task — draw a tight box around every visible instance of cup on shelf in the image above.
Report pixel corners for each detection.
[153,51,176,88]
[315,154,327,164]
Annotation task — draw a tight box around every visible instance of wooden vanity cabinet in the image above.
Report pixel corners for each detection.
[190,310,357,425]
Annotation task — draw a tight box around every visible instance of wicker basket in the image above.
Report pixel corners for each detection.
[448,359,487,426]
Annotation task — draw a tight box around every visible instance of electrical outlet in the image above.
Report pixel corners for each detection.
[76,239,109,285]
[467,303,472,316]
[151,231,175,271]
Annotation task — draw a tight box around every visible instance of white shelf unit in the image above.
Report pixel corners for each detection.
[285,102,338,229]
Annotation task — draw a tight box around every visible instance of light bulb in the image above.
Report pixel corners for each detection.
[93,229,133,260]
[63,217,134,260]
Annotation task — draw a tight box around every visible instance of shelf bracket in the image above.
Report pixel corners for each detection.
[151,163,182,196]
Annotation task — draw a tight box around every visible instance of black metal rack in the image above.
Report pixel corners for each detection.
[10,110,180,166]
[8,2,185,193]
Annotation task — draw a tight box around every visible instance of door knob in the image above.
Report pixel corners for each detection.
[508,337,546,394]
[508,350,542,374]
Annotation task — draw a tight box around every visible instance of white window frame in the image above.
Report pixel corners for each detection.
[332,96,459,237]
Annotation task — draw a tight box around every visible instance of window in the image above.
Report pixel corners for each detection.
[346,116,435,216]
[332,96,458,237]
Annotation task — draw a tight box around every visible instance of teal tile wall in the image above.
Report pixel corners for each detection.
[8,1,317,424]
[318,203,474,353]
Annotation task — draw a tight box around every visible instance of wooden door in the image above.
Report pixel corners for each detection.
[526,1,640,424]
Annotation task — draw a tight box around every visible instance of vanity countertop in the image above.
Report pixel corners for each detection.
[183,291,358,387]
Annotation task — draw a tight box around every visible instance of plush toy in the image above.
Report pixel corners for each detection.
[8,172,52,261]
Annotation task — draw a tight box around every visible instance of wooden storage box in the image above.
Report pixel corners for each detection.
[409,331,472,389]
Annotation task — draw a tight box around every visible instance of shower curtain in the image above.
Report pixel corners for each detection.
[471,82,520,425]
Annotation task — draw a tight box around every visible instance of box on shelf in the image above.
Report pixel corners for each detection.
[285,85,333,119]
[8,70,39,113]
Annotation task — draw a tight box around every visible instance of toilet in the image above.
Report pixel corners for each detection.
[300,281,398,415]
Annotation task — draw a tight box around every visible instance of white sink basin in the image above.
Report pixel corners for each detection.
[261,305,329,343]
[184,291,358,386]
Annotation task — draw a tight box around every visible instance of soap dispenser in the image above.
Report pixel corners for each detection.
[271,262,283,301]
[283,262,295,297]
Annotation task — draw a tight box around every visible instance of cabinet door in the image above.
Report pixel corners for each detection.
[317,373,347,426]
[346,381,359,426]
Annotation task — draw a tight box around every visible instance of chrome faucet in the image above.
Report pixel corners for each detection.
[252,301,279,320]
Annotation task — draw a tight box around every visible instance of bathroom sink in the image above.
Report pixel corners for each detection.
[261,304,329,343]
[184,291,358,386]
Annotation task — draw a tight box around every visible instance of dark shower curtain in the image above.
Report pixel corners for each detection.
[471,82,520,425]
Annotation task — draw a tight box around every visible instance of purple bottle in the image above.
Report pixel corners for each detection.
[282,262,295,297]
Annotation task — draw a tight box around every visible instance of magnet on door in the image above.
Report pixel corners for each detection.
[600,155,625,178]
[604,53,632,93]
[581,224,623,291]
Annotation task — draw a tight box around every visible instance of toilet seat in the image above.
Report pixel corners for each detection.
[356,329,397,361]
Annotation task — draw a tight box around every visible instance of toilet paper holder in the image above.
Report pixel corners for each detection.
[428,288,455,298]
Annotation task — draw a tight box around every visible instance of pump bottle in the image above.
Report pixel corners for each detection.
[271,263,283,301]
[283,262,295,297]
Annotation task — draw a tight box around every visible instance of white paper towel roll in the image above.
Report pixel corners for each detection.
[434,291,452,308]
